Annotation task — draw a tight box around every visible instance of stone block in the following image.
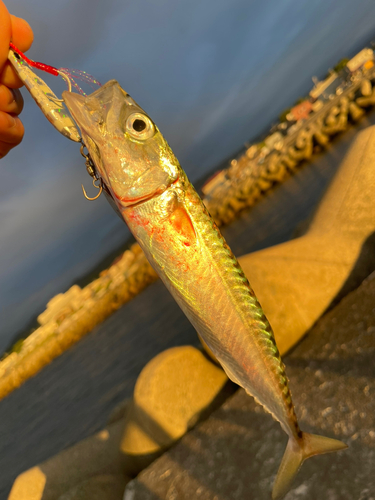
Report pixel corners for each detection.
[107,399,131,426]
[236,124,375,355]
[8,467,46,500]
[120,346,235,475]
[38,286,82,326]
[8,347,234,499]
[8,419,130,500]
[58,475,127,500]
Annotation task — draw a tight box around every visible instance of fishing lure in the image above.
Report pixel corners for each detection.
[7,43,101,142]
[62,81,347,499]
[8,44,103,198]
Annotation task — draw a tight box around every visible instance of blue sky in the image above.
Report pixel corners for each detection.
[1,0,375,352]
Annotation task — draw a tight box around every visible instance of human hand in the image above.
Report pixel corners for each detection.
[0,0,33,158]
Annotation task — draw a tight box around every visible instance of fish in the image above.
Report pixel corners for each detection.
[63,80,347,499]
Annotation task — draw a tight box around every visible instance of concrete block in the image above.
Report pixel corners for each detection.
[8,347,235,498]
[236,124,375,355]
[58,475,127,500]
[8,419,130,500]
[120,346,235,475]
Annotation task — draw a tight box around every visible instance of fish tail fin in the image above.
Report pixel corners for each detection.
[272,432,347,500]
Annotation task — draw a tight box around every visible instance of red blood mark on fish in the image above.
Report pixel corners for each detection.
[126,208,149,228]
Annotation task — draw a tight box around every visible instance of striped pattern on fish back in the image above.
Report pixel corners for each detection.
[183,176,300,435]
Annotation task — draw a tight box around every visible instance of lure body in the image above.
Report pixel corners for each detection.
[8,49,81,142]
[63,80,346,499]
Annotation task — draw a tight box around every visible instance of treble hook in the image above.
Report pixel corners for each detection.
[82,177,103,201]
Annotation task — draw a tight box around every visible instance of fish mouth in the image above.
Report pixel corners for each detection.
[62,80,123,132]
[114,189,166,208]
[63,79,120,104]
[113,175,180,208]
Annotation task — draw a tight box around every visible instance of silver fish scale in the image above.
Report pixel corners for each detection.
[131,174,298,432]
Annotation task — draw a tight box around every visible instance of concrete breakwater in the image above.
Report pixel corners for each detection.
[0,245,157,401]
[203,76,375,225]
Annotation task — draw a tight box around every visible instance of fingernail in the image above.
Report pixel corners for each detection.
[9,89,17,104]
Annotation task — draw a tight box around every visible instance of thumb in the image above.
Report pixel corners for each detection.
[0,0,12,72]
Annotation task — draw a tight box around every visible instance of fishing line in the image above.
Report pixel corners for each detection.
[9,42,102,95]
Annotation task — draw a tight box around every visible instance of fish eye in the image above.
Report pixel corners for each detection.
[133,119,146,132]
[125,112,154,140]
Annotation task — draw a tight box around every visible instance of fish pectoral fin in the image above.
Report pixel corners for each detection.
[272,432,347,499]
[168,204,196,247]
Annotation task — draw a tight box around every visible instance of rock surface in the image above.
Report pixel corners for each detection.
[58,475,127,500]
[124,272,375,500]
[120,346,235,474]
